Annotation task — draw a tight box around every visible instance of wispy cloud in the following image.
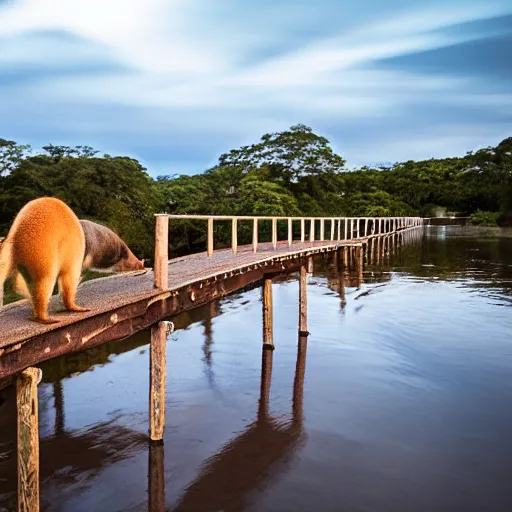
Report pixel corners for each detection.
[1,0,511,174]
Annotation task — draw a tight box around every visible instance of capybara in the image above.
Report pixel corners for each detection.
[0,197,90,323]
[79,220,144,272]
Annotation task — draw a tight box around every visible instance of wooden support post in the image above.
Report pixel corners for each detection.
[232,218,238,255]
[150,321,170,441]
[358,246,364,283]
[342,246,348,267]
[272,218,277,249]
[300,218,305,242]
[320,219,325,241]
[310,219,315,242]
[288,218,293,246]
[330,219,335,241]
[148,442,165,512]
[337,257,346,307]
[307,255,314,274]
[154,214,169,290]
[17,367,42,512]
[262,278,274,350]
[252,218,258,253]
[299,264,309,336]
[207,218,214,257]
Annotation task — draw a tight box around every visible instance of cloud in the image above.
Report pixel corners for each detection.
[0,0,511,175]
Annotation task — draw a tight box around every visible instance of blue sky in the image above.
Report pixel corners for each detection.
[1,0,511,177]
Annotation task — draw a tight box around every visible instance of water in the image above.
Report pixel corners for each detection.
[1,226,512,512]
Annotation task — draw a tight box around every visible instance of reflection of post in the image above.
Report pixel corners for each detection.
[148,442,165,512]
[293,335,308,423]
[150,321,169,441]
[17,367,42,512]
[53,381,64,436]
[262,278,274,350]
[299,264,309,336]
[258,347,273,420]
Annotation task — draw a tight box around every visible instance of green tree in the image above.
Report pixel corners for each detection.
[218,124,346,183]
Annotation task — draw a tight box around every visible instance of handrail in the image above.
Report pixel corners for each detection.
[152,214,424,289]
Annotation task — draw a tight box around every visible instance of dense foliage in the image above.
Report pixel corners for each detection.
[1,125,511,262]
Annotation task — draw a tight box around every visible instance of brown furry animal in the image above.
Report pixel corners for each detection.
[0,197,90,323]
[79,220,144,272]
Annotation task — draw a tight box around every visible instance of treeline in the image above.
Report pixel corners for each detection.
[1,124,511,261]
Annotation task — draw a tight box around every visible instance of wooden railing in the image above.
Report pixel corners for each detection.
[152,215,424,289]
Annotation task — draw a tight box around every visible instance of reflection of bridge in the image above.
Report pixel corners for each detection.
[0,214,424,511]
[158,336,308,512]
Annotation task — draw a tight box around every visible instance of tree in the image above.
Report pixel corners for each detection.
[0,138,31,175]
[217,124,346,183]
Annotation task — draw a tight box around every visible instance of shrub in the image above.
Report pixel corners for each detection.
[470,210,499,226]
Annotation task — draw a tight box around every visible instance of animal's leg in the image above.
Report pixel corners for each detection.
[58,264,90,313]
[13,270,31,299]
[32,275,60,324]
[0,244,12,308]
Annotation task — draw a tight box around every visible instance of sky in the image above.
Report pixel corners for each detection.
[1,0,511,177]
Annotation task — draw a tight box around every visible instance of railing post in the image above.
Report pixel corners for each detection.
[330,219,335,241]
[253,218,258,253]
[300,218,305,243]
[207,218,214,257]
[154,214,169,290]
[364,218,368,237]
[344,218,348,240]
[310,219,315,242]
[337,219,341,240]
[232,218,238,255]
[17,367,42,512]
[272,218,277,249]
[288,218,293,246]
[320,219,325,241]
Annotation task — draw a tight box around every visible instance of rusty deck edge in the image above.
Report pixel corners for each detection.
[0,241,360,351]
[0,248,334,380]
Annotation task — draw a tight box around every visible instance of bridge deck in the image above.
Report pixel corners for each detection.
[0,239,367,378]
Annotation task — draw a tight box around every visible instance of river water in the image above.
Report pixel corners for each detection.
[1,226,512,512]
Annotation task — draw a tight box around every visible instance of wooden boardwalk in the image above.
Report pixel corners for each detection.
[0,238,365,380]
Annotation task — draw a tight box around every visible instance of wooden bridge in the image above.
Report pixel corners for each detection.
[0,213,423,511]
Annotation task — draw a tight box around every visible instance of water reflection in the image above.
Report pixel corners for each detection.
[170,337,308,512]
